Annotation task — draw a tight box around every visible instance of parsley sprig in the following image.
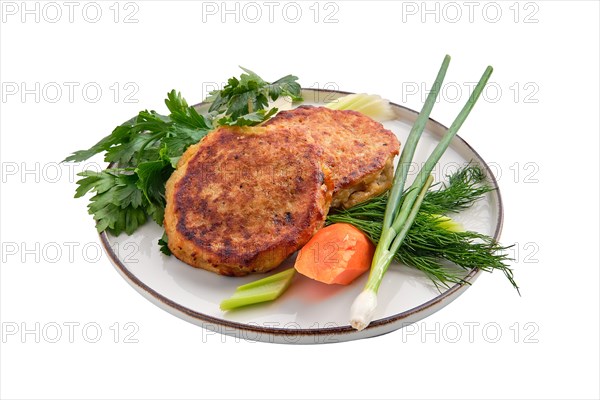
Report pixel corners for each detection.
[207,67,302,126]
[65,69,302,241]
[65,90,212,236]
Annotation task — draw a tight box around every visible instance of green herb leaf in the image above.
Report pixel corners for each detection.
[63,118,138,163]
[217,108,278,127]
[158,231,172,256]
[165,90,212,130]
[267,74,302,101]
[206,67,302,126]
[68,91,212,236]
[75,169,147,235]
[135,159,172,206]
[327,165,518,292]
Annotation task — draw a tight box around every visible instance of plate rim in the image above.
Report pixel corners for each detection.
[99,88,504,339]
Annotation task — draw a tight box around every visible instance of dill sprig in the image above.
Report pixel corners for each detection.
[327,164,518,293]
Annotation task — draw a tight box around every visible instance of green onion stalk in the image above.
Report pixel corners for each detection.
[350,56,494,330]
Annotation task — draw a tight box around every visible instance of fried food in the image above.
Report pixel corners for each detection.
[164,125,333,276]
[164,106,401,275]
[264,106,400,208]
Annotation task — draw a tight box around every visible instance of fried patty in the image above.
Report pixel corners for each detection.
[164,125,333,276]
[264,106,400,208]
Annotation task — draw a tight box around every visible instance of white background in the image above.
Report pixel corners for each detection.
[1,1,599,399]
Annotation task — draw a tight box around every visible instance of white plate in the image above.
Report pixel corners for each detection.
[101,89,503,344]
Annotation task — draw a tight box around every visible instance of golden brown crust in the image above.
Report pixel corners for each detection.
[264,106,400,208]
[164,125,333,276]
[165,106,400,276]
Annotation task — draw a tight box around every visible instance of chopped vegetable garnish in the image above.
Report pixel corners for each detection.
[220,268,296,311]
[326,93,395,122]
[294,223,375,285]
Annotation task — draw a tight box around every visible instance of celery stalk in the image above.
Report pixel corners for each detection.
[325,93,395,122]
[220,268,296,311]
